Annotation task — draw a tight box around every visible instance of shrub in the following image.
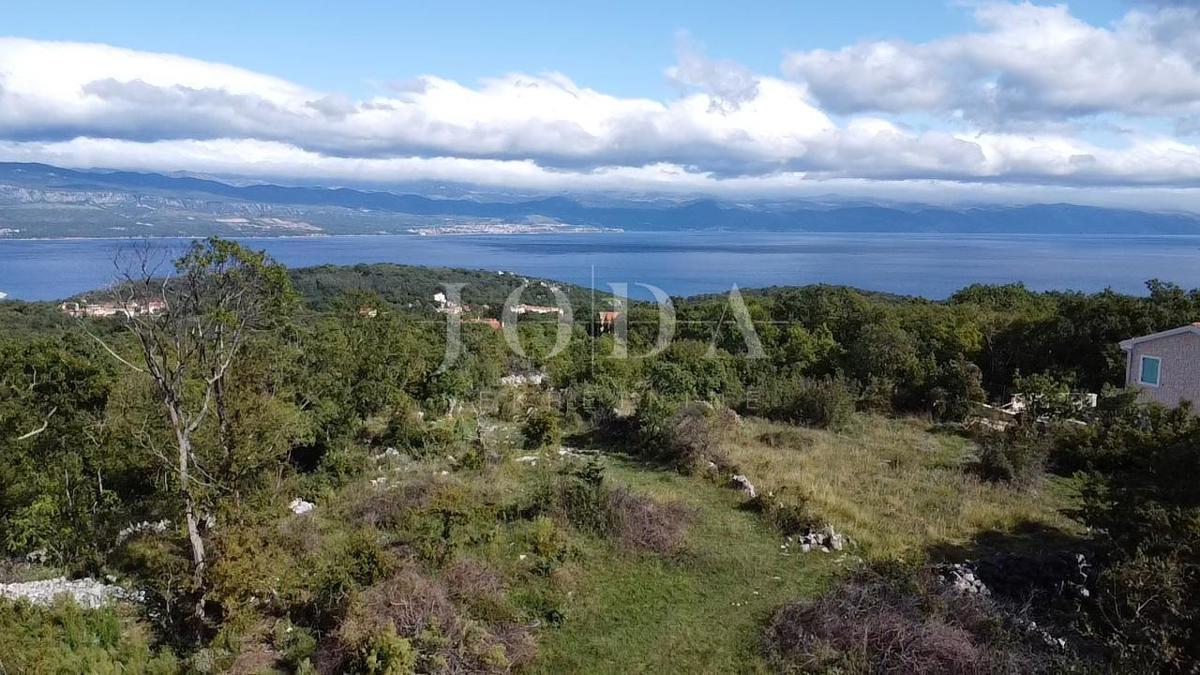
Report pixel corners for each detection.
[1069,397,1200,670]
[274,620,318,670]
[536,460,690,556]
[631,394,678,453]
[929,356,986,422]
[442,559,509,620]
[329,561,535,674]
[1087,551,1197,671]
[762,377,856,431]
[540,459,610,535]
[858,376,896,415]
[664,402,730,471]
[379,396,429,450]
[1012,371,1088,420]
[763,568,1056,674]
[357,625,418,674]
[632,400,733,472]
[751,487,819,536]
[975,422,1051,487]
[0,598,178,674]
[564,379,622,429]
[522,406,561,450]
[605,487,690,555]
[313,441,371,490]
[492,386,527,422]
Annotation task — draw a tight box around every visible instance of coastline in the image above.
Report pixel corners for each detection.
[0,229,628,242]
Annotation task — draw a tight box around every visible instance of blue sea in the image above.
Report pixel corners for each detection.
[2,231,1200,301]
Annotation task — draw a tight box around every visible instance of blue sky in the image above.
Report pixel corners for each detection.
[4,0,1131,98]
[2,1,1200,210]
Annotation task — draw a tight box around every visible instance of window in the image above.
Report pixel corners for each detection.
[1139,355,1162,387]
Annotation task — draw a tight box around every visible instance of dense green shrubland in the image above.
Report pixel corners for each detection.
[3,243,1200,671]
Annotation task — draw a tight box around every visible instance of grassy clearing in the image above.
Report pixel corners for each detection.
[531,456,840,674]
[456,413,1081,671]
[724,415,1080,560]
[333,441,842,673]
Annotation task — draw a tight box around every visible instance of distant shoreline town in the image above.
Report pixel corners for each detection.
[0,223,622,241]
[407,221,621,236]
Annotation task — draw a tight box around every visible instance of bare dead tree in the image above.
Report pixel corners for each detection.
[84,238,292,622]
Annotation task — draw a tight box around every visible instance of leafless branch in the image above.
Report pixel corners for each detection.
[16,406,57,441]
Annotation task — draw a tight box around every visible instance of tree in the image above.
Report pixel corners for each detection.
[87,239,294,623]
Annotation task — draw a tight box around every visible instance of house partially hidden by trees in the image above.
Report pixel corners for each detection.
[1120,323,1200,409]
[60,298,167,319]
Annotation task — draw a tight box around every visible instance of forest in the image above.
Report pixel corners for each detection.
[1,239,1198,673]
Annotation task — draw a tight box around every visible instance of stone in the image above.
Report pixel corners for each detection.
[0,577,134,609]
[730,474,757,499]
[289,498,315,515]
[116,519,171,544]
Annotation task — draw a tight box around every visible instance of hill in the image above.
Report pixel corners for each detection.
[3,162,1200,237]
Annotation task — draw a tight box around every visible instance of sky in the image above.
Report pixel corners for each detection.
[3,0,1200,210]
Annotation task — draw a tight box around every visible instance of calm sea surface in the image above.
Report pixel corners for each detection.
[2,231,1200,301]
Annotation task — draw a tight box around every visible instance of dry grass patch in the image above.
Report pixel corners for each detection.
[724,415,1078,559]
[763,569,1055,674]
[606,487,691,555]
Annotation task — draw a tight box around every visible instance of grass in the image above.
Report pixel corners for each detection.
[480,412,1082,671]
[724,415,1081,560]
[531,456,841,674]
[11,413,1076,672]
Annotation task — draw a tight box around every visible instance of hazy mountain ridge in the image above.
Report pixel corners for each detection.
[2,162,1200,237]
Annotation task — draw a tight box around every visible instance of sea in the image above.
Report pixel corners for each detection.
[2,231,1200,301]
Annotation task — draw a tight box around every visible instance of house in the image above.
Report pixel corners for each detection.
[60,298,168,319]
[1119,323,1200,409]
[432,291,469,315]
[511,304,561,315]
[467,317,502,330]
[597,311,621,332]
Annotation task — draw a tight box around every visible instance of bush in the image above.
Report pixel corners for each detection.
[763,568,1058,674]
[0,598,178,674]
[1069,397,1200,670]
[632,399,735,472]
[1087,551,1197,671]
[564,379,622,429]
[750,487,819,536]
[1011,371,1088,420]
[522,406,561,450]
[606,487,690,555]
[329,561,535,674]
[761,377,856,431]
[539,459,610,535]
[663,402,730,471]
[536,460,690,556]
[975,422,1051,487]
[379,396,428,447]
[857,376,896,415]
[929,356,986,422]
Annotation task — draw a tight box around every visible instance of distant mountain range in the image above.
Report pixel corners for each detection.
[2,161,1200,238]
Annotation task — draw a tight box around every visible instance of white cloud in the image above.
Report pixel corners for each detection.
[2,6,1200,212]
[0,36,836,169]
[667,33,761,112]
[7,136,1200,212]
[783,2,1200,122]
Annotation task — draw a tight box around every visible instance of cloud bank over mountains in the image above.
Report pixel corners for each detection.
[2,2,1200,208]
